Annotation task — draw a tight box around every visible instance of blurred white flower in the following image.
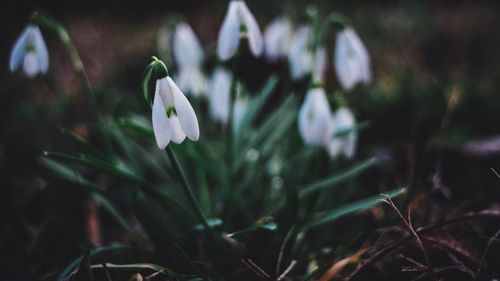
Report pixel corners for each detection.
[288,26,326,81]
[173,22,204,68]
[174,66,207,97]
[172,22,207,96]
[326,107,358,159]
[334,26,371,90]
[217,0,263,61]
[264,18,292,61]
[298,87,332,146]
[208,67,232,124]
[152,77,199,149]
[9,24,49,77]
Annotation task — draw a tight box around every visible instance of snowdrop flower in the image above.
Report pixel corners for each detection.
[288,26,326,81]
[298,87,332,146]
[152,76,200,149]
[9,24,49,77]
[264,18,292,61]
[172,22,207,96]
[173,22,204,68]
[208,67,232,124]
[217,0,263,61]
[334,26,371,90]
[326,107,358,159]
[175,67,207,97]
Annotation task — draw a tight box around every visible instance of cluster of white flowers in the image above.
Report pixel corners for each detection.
[298,87,358,158]
[9,2,371,156]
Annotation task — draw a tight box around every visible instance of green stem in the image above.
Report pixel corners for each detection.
[32,12,113,154]
[165,146,220,243]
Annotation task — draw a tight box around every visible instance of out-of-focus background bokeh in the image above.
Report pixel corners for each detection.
[2,0,500,280]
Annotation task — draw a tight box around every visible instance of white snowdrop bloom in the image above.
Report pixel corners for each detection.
[217,0,263,61]
[298,87,333,146]
[326,107,358,159]
[152,77,200,149]
[173,22,204,68]
[334,26,371,90]
[9,24,49,77]
[288,26,326,81]
[208,67,232,124]
[232,97,248,134]
[175,66,207,97]
[264,18,293,61]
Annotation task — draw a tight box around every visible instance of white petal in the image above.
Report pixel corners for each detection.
[32,25,49,73]
[264,18,292,61]
[298,88,332,145]
[23,52,39,78]
[238,1,263,57]
[167,77,200,141]
[335,108,357,159]
[152,93,171,149]
[9,26,30,72]
[288,26,313,80]
[167,116,187,143]
[156,78,174,108]
[173,22,204,68]
[175,67,207,97]
[334,27,371,90]
[217,1,241,61]
[208,67,231,124]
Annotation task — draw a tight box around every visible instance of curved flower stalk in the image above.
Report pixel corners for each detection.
[151,73,200,149]
[172,22,207,96]
[326,107,358,159]
[288,25,326,81]
[217,0,263,61]
[264,18,293,61]
[298,87,332,146]
[334,26,371,90]
[208,67,232,125]
[9,24,49,77]
[157,24,173,65]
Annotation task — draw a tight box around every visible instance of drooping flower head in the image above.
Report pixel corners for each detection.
[334,26,371,90]
[208,67,232,124]
[217,0,263,61]
[9,24,49,77]
[326,107,358,159]
[298,87,332,146]
[173,22,204,69]
[264,18,293,61]
[288,25,326,81]
[171,22,207,96]
[144,58,200,149]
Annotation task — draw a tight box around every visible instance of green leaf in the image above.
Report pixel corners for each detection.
[332,121,370,138]
[306,187,406,229]
[299,158,378,198]
[91,263,183,279]
[58,246,157,281]
[43,151,144,185]
[40,158,132,232]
